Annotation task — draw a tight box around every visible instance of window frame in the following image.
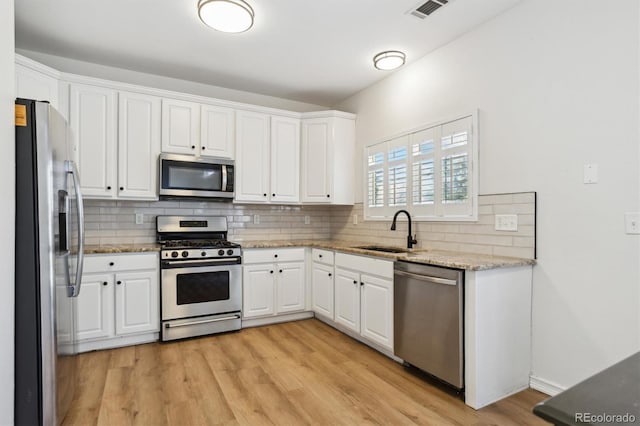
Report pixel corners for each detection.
[363,111,478,222]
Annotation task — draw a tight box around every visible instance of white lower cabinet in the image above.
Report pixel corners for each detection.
[311,259,334,319]
[76,253,159,351]
[242,248,306,319]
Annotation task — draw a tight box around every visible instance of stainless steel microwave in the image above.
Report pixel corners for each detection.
[159,153,234,200]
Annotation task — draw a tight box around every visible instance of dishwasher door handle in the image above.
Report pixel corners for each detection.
[394,269,458,286]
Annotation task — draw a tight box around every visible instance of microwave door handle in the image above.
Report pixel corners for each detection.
[65,160,85,297]
[222,165,228,192]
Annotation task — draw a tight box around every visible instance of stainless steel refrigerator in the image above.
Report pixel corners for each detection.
[15,99,85,425]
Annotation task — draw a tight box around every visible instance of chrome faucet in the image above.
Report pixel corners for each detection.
[390,209,418,249]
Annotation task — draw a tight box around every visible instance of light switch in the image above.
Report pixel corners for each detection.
[253,214,260,225]
[584,164,598,184]
[304,215,311,225]
[495,214,518,231]
[353,214,358,225]
[135,213,144,225]
[625,212,640,234]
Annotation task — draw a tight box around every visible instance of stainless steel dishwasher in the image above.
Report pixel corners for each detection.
[394,261,464,390]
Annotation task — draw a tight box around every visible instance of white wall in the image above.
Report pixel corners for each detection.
[16,49,329,112]
[336,0,640,391]
[1,1,15,424]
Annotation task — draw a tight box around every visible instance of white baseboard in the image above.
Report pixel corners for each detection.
[77,332,159,353]
[530,375,566,396]
[241,311,314,328]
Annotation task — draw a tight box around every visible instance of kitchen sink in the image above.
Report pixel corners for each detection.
[355,245,408,253]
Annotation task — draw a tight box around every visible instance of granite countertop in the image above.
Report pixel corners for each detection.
[84,243,161,254]
[238,240,536,271]
[83,240,535,270]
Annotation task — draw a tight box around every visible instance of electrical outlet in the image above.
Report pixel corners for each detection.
[625,212,640,234]
[353,214,358,225]
[304,215,311,225]
[253,214,260,225]
[583,164,598,184]
[495,214,518,231]
[135,213,144,225]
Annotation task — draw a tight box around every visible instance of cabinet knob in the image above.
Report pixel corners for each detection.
[279,269,283,273]
[270,270,274,274]
[109,262,114,266]
[274,254,278,258]
[117,280,122,285]
[119,187,124,191]
[272,193,275,197]
[103,281,108,286]
[326,194,330,198]
[201,146,205,150]
[360,282,364,286]
[191,145,195,149]
[107,186,111,190]
[263,193,267,197]
[328,273,332,277]
[353,280,357,284]
[319,254,323,258]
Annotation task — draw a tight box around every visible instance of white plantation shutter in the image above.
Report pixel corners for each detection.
[365,113,476,221]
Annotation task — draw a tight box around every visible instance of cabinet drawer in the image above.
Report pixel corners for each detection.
[312,248,334,265]
[243,248,305,264]
[334,252,393,279]
[83,253,158,274]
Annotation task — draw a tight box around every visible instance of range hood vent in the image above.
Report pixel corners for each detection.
[409,0,449,19]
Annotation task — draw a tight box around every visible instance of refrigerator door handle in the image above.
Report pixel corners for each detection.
[65,160,85,297]
[57,190,70,254]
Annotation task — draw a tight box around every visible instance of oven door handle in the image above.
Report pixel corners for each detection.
[165,315,241,329]
[162,258,240,267]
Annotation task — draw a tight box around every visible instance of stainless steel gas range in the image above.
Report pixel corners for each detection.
[157,216,242,341]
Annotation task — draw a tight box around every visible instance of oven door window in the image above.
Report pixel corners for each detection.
[176,271,230,305]
[162,160,223,192]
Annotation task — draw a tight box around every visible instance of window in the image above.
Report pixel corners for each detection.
[365,114,477,221]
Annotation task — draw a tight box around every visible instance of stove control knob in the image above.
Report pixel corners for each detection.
[201,251,207,257]
[218,249,225,256]
[181,251,189,258]
[171,251,179,258]
[227,249,234,255]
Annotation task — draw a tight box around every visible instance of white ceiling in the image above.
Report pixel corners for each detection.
[15,0,521,106]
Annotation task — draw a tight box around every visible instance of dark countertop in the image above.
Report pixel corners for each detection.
[533,352,640,425]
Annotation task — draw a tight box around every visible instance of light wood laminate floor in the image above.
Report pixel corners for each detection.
[63,319,549,425]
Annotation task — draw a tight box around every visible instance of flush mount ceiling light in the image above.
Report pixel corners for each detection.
[198,0,255,33]
[373,50,406,71]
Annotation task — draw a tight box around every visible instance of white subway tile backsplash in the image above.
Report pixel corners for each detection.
[85,192,536,259]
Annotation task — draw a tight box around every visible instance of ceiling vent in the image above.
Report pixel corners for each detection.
[409,0,449,19]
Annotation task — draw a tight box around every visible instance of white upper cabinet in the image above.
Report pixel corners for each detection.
[270,116,300,203]
[69,83,118,199]
[161,99,235,159]
[201,104,235,158]
[161,98,200,155]
[118,91,161,199]
[235,110,271,202]
[301,115,355,205]
[15,61,59,109]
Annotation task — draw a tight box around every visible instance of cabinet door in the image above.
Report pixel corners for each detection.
[161,98,200,155]
[276,261,305,314]
[235,111,270,202]
[301,118,331,203]
[334,268,360,333]
[115,270,159,336]
[243,264,276,318]
[69,83,117,198]
[75,273,114,341]
[15,63,59,109]
[270,116,300,203]
[360,274,394,350]
[201,105,235,159]
[118,91,161,199]
[311,262,334,319]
